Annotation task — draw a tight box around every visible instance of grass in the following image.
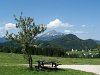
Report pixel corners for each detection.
[0,52,26,65]
[0,52,100,65]
[0,66,96,75]
[33,55,100,65]
[0,52,98,75]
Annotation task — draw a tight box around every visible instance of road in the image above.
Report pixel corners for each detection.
[58,65,100,75]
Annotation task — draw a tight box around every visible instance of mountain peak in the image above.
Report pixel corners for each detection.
[38,30,64,41]
[45,30,63,36]
[41,30,63,37]
[46,30,57,35]
[48,30,57,33]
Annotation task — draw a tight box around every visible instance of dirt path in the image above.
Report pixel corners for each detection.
[1,64,100,75]
[58,65,100,75]
[20,64,100,75]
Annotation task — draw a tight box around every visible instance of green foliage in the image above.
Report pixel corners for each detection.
[0,44,100,58]
[30,47,65,57]
[97,44,100,50]
[5,14,46,48]
[5,13,46,69]
[0,41,22,53]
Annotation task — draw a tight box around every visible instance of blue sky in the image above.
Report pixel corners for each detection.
[0,0,100,40]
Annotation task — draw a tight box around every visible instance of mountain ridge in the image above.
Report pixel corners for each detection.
[0,37,7,43]
[38,30,64,41]
[0,30,98,50]
[36,30,97,50]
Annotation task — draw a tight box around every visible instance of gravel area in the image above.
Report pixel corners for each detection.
[58,65,100,75]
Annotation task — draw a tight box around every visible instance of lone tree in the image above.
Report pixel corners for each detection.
[5,14,46,69]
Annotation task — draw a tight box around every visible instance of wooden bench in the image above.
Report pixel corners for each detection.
[35,60,61,69]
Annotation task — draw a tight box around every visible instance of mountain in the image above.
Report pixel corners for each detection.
[94,40,100,44]
[0,30,97,50]
[38,30,64,41]
[37,30,97,50]
[0,37,7,43]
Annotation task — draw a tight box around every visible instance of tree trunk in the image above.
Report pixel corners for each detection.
[28,55,33,70]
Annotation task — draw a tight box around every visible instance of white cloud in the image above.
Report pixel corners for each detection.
[64,30,71,34]
[0,27,4,30]
[85,32,89,34]
[64,30,89,34]
[0,27,5,33]
[74,31,89,34]
[0,27,5,37]
[47,19,73,29]
[0,23,16,37]
[82,25,86,27]
[0,32,5,37]
[5,23,16,30]
[75,31,83,34]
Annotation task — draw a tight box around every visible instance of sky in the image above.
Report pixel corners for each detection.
[0,0,100,40]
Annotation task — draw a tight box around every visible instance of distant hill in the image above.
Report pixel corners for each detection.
[0,38,19,47]
[94,40,100,44]
[0,30,97,50]
[37,30,97,50]
[0,37,7,43]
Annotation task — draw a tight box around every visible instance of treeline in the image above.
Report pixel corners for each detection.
[0,45,65,57]
[0,45,100,58]
[0,45,22,53]
[32,47,65,57]
[0,39,99,58]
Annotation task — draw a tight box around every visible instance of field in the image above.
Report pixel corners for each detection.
[0,52,100,65]
[0,52,99,75]
[0,66,96,75]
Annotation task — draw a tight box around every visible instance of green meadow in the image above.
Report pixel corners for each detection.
[0,52,100,65]
[0,66,96,75]
[0,52,99,75]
